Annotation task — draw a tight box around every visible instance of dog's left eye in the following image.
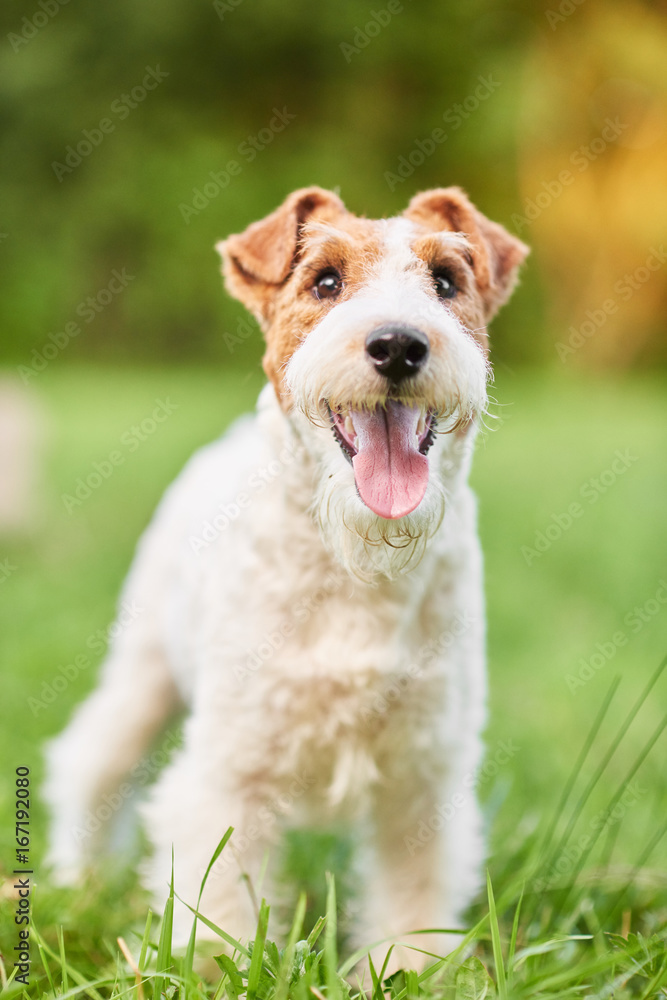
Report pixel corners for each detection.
[313,271,343,301]
[433,271,458,300]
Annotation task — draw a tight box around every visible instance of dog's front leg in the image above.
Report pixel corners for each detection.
[141,740,286,967]
[357,779,484,977]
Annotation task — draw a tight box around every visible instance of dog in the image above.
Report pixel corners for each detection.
[44,186,528,972]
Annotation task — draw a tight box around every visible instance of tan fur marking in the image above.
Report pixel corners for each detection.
[404,187,529,318]
[218,187,528,405]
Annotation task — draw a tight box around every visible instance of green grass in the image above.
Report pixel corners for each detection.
[1,363,666,996]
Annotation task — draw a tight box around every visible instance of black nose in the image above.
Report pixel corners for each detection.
[365,325,430,383]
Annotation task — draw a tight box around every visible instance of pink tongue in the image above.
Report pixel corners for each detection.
[351,402,429,519]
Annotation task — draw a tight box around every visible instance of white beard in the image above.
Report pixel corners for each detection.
[283,405,477,584]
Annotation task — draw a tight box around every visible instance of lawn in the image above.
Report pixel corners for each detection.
[1,363,666,997]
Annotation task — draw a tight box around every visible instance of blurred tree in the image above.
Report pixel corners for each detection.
[0,0,664,370]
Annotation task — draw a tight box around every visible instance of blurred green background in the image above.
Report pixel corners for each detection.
[1,0,666,369]
[1,0,666,963]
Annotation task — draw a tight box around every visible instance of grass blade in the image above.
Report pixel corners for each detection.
[214,953,243,998]
[553,712,667,923]
[184,827,235,980]
[507,884,524,986]
[138,909,153,974]
[605,816,667,926]
[544,654,667,890]
[536,674,621,865]
[153,852,175,1000]
[32,923,56,995]
[306,915,326,952]
[486,871,507,1000]
[274,892,306,1000]
[58,926,69,994]
[176,895,251,958]
[246,899,270,1000]
[324,873,339,1000]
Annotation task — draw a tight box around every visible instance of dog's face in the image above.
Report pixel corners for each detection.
[218,187,528,580]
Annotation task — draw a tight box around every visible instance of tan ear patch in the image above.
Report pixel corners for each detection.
[404,186,529,319]
[216,187,347,325]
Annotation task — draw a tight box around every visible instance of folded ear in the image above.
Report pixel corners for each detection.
[404,187,529,319]
[216,187,347,323]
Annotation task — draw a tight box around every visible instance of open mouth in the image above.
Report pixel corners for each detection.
[329,402,436,520]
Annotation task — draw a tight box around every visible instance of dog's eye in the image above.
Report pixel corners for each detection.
[433,271,457,300]
[313,271,343,301]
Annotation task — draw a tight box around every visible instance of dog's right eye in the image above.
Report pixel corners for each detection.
[313,271,343,301]
[432,270,458,300]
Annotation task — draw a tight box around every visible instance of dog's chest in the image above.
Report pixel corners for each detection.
[210,553,459,798]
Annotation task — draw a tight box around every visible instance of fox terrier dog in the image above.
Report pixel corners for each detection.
[45,186,528,971]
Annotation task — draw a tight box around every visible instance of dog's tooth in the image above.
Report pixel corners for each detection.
[344,415,355,439]
[416,412,426,437]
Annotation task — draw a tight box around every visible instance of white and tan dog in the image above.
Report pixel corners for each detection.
[44,186,528,970]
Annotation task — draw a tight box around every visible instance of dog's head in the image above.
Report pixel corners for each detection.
[217,187,528,580]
